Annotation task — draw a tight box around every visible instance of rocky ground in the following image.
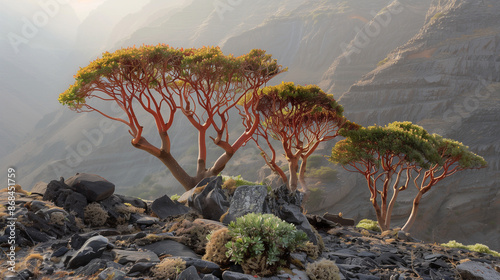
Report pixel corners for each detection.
[1,173,499,280]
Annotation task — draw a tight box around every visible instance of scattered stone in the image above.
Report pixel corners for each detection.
[177,265,202,280]
[141,239,199,258]
[221,185,268,224]
[176,257,220,274]
[202,275,220,280]
[66,235,109,269]
[112,249,160,264]
[115,194,148,210]
[52,246,70,258]
[65,173,115,202]
[27,200,49,212]
[457,260,500,280]
[128,262,156,275]
[98,267,126,280]
[30,181,48,196]
[151,194,190,219]
[136,216,159,225]
[323,213,355,226]
[222,270,259,280]
[74,258,109,276]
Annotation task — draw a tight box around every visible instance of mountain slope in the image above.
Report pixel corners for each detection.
[325,0,500,250]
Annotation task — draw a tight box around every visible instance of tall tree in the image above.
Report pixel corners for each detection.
[241,82,349,193]
[330,121,487,232]
[59,45,285,191]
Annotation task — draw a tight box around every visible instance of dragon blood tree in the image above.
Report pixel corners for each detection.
[330,121,487,232]
[240,82,351,193]
[59,45,285,191]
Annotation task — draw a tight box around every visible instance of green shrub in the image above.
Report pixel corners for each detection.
[307,166,338,181]
[356,219,381,232]
[441,240,500,257]
[225,213,308,276]
[307,155,329,169]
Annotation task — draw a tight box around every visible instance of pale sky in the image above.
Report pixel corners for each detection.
[69,0,107,20]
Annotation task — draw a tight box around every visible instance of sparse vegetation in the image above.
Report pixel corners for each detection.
[50,211,66,226]
[431,12,444,22]
[377,56,389,67]
[356,219,381,232]
[306,259,341,280]
[152,257,186,280]
[84,202,108,227]
[441,240,500,257]
[203,228,232,266]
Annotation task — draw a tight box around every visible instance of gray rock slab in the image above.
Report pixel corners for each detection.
[112,249,160,264]
[98,267,126,280]
[222,185,268,224]
[457,261,500,280]
[174,257,220,274]
[141,239,199,258]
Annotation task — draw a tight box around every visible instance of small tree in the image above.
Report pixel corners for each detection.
[242,82,349,193]
[59,45,285,191]
[330,121,486,232]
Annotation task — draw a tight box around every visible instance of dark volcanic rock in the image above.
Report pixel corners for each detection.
[151,194,190,219]
[65,173,115,202]
[66,235,109,269]
[186,176,229,221]
[141,239,199,258]
[177,265,201,280]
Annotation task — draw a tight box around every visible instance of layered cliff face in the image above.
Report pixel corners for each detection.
[319,0,432,98]
[326,0,500,249]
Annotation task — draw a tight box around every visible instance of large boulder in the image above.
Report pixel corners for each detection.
[43,178,87,219]
[151,195,190,219]
[186,176,229,221]
[65,173,115,202]
[221,185,268,224]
